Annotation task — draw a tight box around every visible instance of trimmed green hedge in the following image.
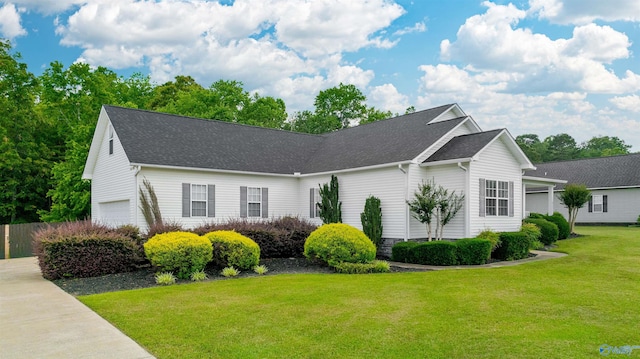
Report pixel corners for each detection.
[493,232,530,261]
[391,241,420,263]
[413,241,458,266]
[546,212,570,240]
[144,231,213,279]
[304,223,376,267]
[456,238,492,265]
[204,230,261,270]
[523,218,559,245]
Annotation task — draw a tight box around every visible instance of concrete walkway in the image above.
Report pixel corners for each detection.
[0,257,155,359]
[390,250,567,271]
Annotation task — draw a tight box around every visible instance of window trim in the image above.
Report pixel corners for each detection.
[592,194,603,213]
[483,179,511,217]
[247,187,262,218]
[310,188,320,218]
[191,184,207,217]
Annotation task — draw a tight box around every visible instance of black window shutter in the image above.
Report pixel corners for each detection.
[182,183,191,217]
[588,196,593,213]
[240,186,247,218]
[207,185,215,217]
[479,178,486,217]
[310,188,315,218]
[603,195,608,213]
[262,188,269,218]
[508,181,514,217]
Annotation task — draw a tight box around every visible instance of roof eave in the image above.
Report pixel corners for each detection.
[420,158,473,167]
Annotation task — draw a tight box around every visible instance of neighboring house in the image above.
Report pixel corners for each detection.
[525,153,640,224]
[83,104,558,255]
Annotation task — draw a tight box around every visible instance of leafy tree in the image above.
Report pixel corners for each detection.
[435,188,465,240]
[405,106,416,114]
[147,75,203,110]
[0,40,54,223]
[114,72,154,109]
[580,136,631,158]
[407,180,439,241]
[37,62,121,221]
[360,196,383,248]
[516,134,545,163]
[557,184,591,234]
[318,175,342,224]
[543,134,579,162]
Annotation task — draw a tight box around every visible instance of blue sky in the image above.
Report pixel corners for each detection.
[2,0,639,151]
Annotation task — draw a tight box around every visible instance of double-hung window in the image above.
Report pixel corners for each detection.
[247,187,262,217]
[591,195,604,213]
[481,179,512,217]
[191,184,207,217]
[310,188,320,218]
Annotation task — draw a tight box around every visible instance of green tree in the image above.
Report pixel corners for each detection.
[147,75,203,110]
[0,40,54,223]
[580,136,631,158]
[37,62,121,221]
[557,184,591,234]
[318,175,342,224]
[360,196,383,248]
[542,134,579,162]
[407,180,439,241]
[516,134,546,163]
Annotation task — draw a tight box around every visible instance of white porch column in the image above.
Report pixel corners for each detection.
[547,185,555,215]
[522,182,527,219]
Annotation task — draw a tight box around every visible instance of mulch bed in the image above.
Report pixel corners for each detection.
[53,257,428,296]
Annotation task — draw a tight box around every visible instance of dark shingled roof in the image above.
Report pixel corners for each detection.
[105,104,465,175]
[423,129,504,163]
[525,153,640,190]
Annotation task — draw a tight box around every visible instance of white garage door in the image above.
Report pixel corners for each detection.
[99,200,131,228]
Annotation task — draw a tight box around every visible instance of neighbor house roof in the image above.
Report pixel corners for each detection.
[525,153,640,191]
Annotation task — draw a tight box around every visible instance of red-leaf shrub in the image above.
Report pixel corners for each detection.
[34,221,142,280]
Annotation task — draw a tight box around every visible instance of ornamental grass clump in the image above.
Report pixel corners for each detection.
[253,265,269,275]
[204,230,260,270]
[155,272,177,285]
[144,231,213,279]
[303,223,376,267]
[221,266,240,277]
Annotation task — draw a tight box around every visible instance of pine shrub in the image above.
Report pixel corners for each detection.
[204,230,260,270]
[144,231,213,279]
[304,223,376,267]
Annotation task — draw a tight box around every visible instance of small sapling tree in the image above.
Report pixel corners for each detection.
[558,183,591,234]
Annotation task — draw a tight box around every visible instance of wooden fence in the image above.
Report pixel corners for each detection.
[1,222,62,259]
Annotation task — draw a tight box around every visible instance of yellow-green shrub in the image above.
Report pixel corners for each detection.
[304,223,376,267]
[204,230,260,270]
[143,231,213,279]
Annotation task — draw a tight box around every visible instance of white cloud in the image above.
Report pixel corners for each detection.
[368,83,410,114]
[5,0,85,15]
[393,21,426,36]
[0,3,26,39]
[440,2,639,95]
[610,95,640,112]
[529,0,640,24]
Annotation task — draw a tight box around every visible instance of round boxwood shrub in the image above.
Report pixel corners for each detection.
[204,230,260,270]
[304,223,376,267]
[144,231,213,279]
[523,218,559,245]
[546,212,570,240]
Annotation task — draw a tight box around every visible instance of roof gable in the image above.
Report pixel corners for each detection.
[525,153,640,189]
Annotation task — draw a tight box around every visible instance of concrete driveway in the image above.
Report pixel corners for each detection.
[0,257,155,359]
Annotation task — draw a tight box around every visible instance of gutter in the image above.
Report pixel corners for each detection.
[398,164,409,241]
[457,162,470,238]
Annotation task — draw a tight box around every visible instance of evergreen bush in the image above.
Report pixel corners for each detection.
[523,218,559,245]
[304,223,376,266]
[546,212,570,240]
[360,196,383,248]
[456,238,492,265]
[493,232,529,261]
[413,241,458,266]
[204,230,260,270]
[391,241,420,263]
[144,231,213,279]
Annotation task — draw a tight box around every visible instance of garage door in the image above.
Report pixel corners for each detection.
[99,200,131,227]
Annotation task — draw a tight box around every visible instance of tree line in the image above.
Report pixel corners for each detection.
[0,39,634,224]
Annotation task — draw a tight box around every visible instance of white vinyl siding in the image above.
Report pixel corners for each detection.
[527,188,638,223]
[91,117,135,228]
[469,137,523,235]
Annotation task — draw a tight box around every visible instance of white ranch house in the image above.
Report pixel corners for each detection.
[83,104,560,255]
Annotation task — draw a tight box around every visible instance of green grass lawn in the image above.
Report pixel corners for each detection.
[80,226,640,359]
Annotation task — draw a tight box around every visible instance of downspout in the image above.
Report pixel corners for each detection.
[458,162,470,238]
[133,165,141,228]
[398,164,408,241]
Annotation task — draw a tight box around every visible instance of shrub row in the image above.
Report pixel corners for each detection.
[193,217,317,258]
[334,260,391,274]
[391,238,492,266]
[523,218,559,245]
[529,212,570,240]
[34,221,143,280]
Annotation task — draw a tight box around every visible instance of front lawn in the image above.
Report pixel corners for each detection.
[80,226,640,359]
